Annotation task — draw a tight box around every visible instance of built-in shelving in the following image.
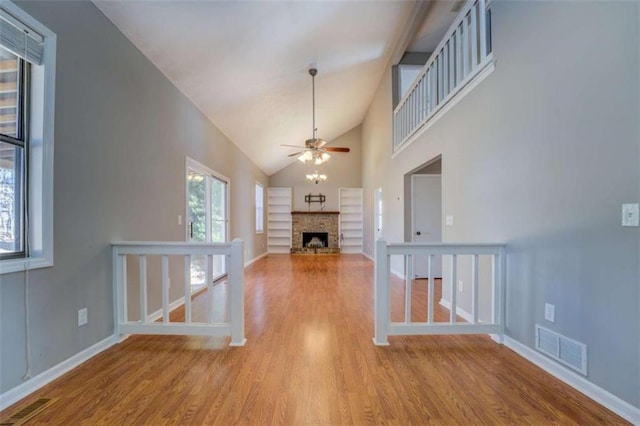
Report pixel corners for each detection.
[339,188,363,253]
[267,187,292,253]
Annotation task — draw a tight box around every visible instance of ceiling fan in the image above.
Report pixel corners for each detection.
[282,68,350,165]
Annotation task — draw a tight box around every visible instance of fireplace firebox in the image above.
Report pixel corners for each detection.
[303,232,328,248]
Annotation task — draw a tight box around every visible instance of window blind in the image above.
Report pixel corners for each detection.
[0,8,44,65]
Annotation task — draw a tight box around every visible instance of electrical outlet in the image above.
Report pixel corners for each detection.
[446,215,454,226]
[78,308,88,327]
[458,279,464,292]
[178,215,183,225]
[544,303,555,323]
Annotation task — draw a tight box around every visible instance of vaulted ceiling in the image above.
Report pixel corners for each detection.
[93,1,419,175]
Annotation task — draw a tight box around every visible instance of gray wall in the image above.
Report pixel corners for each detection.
[362,1,639,408]
[269,125,362,211]
[1,0,268,394]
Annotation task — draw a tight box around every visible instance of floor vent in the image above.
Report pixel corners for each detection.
[0,398,57,426]
[535,325,587,375]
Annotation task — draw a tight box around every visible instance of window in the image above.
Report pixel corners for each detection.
[0,2,56,273]
[0,48,26,259]
[255,183,263,233]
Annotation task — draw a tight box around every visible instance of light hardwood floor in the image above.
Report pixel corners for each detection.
[1,254,629,424]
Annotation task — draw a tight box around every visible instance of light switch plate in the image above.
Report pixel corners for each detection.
[622,203,639,227]
[544,303,555,323]
[78,308,88,327]
[446,215,454,226]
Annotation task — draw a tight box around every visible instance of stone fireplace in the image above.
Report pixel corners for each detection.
[291,211,340,254]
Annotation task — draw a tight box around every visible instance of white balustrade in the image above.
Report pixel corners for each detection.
[373,239,505,346]
[393,0,493,150]
[112,239,246,346]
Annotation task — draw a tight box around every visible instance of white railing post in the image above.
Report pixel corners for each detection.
[229,238,246,346]
[373,239,390,346]
[112,247,124,338]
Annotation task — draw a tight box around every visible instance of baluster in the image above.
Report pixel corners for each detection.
[139,255,147,323]
[162,255,169,324]
[184,254,192,324]
[448,37,455,91]
[463,14,469,77]
[479,0,487,60]
[207,254,214,324]
[427,254,434,324]
[405,254,413,324]
[450,254,457,323]
[456,25,462,85]
[492,253,498,325]
[443,44,449,98]
[470,2,478,68]
[472,254,479,324]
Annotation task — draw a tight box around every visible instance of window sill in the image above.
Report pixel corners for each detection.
[1,256,53,275]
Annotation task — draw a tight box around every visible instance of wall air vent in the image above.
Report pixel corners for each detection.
[535,325,587,375]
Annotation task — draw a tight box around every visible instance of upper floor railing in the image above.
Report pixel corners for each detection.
[393,0,493,151]
[373,239,505,346]
[112,239,246,346]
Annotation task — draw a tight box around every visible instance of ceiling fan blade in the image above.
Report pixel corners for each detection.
[288,151,304,157]
[281,144,308,148]
[325,147,350,153]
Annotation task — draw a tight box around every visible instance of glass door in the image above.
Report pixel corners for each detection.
[187,162,228,287]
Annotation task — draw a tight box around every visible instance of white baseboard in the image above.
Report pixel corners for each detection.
[439,298,474,323]
[0,334,118,411]
[146,296,188,323]
[244,252,267,267]
[503,336,640,425]
[390,268,405,279]
[362,252,374,262]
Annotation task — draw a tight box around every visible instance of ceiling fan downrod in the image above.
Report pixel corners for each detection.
[309,67,317,142]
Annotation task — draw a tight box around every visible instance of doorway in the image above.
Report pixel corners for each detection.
[186,158,229,287]
[411,174,442,278]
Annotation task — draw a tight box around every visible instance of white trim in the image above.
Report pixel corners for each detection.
[439,298,474,323]
[392,60,495,159]
[0,334,118,411]
[244,251,267,268]
[503,336,640,425]
[390,268,405,280]
[0,0,56,275]
[362,251,374,262]
[145,295,189,323]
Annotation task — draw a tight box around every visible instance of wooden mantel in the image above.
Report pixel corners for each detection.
[291,211,340,215]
